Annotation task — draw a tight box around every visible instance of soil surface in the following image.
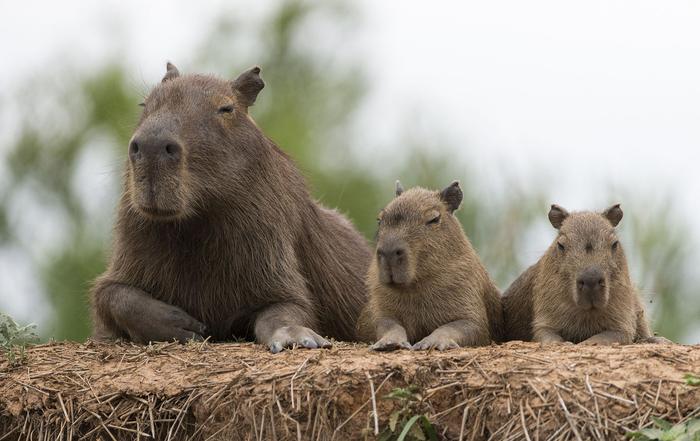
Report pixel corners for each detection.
[1,340,698,440]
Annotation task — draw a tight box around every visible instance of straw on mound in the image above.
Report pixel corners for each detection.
[0,341,698,440]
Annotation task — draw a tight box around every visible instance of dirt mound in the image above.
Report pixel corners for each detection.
[0,341,698,440]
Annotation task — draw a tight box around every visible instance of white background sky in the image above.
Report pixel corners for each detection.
[1,1,699,340]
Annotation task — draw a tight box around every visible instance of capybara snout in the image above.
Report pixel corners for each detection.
[575,266,607,309]
[376,235,411,285]
[127,125,188,220]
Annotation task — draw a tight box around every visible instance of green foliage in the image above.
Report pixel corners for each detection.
[378,386,438,441]
[684,374,700,386]
[623,196,699,342]
[627,416,700,441]
[0,312,38,365]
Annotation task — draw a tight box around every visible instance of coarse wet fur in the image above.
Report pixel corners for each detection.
[90,63,371,352]
[357,181,504,351]
[502,204,670,345]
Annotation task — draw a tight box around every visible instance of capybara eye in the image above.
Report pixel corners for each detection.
[426,214,441,225]
[218,105,234,114]
[557,242,565,251]
[612,240,619,251]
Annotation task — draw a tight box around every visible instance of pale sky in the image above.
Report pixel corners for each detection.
[1,0,699,340]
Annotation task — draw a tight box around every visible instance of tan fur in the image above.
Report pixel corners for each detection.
[90,65,371,352]
[357,184,503,350]
[503,205,667,345]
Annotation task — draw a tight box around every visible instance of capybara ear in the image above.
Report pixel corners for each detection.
[162,62,180,83]
[602,203,623,227]
[440,181,463,213]
[232,66,265,109]
[548,204,569,230]
[395,180,404,197]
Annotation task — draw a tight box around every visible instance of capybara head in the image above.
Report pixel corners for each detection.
[127,63,265,220]
[546,204,626,310]
[374,181,464,286]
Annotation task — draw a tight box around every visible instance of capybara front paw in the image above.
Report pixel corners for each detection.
[580,335,618,345]
[412,335,459,351]
[122,303,207,344]
[267,326,331,353]
[643,336,673,344]
[370,338,411,351]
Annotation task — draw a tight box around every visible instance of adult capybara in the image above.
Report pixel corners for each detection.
[502,204,669,344]
[90,63,371,352]
[357,181,503,351]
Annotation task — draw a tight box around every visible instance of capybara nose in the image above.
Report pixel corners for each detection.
[577,267,605,292]
[129,135,182,163]
[377,246,406,267]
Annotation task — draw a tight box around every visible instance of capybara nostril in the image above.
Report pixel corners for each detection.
[129,141,140,161]
[394,249,404,258]
[165,143,181,159]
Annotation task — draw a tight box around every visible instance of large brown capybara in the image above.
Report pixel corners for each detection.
[90,63,371,352]
[357,181,503,351]
[502,204,670,345]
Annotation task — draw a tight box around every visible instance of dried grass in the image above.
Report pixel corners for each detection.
[1,340,698,440]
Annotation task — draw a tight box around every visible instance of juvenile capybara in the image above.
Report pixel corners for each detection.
[90,63,371,352]
[502,204,669,344]
[357,181,503,351]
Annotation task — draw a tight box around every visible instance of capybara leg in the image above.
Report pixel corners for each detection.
[633,309,672,343]
[254,302,330,353]
[370,318,411,351]
[94,283,207,343]
[412,319,489,351]
[634,307,653,340]
[580,330,631,345]
[533,326,566,344]
[643,336,673,344]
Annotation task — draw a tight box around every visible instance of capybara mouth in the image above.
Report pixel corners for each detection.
[379,268,411,286]
[136,205,182,220]
[575,295,608,311]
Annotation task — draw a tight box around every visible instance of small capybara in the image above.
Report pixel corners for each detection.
[357,181,503,351]
[502,204,670,344]
[90,63,372,352]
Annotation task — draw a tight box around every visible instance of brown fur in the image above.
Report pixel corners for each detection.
[503,204,669,345]
[90,64,371,352]
[357,182,503,351]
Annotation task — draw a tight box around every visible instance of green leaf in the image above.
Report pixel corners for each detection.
[667,422,688,438]
[408,421,426,440]
[378,429,393,441]
[419,415,438,441]
[684,374,700,387]
[385,386,421,401]
[389,411,400,432]
[397,415,422,441]
[627,428,664,440]
[653,417,673,431]
[687,419,700,435]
